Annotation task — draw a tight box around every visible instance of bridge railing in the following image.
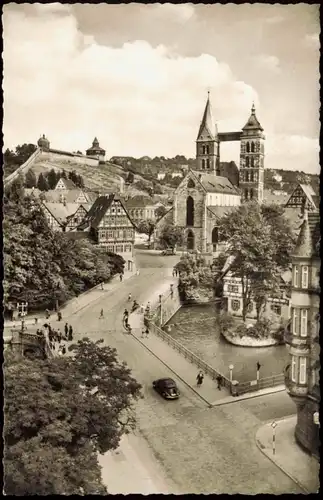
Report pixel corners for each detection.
[147,319,232,391]
[235,373,285,395]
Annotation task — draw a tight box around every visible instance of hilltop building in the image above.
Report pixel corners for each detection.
[284,210,320,459]
[37,134,50,151]
[155,94,265,253]
[86,137,106,161]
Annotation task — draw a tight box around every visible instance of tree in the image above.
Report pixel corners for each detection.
[126,172,134,184]
[15,143,37,164]
[47,168,58,189]
[37,172,49,191]
[24,169,37,188]
[158,225,184,250]
[216,202,295,322]
[155,205,168,220]
[4,338,142,495]
[136,219,155,243]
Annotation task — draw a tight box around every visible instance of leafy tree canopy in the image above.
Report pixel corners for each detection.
[158,224,184,250]
[216,202,295,321]
[4,339,142,495]
[136,219,155,242]
[155,205,168,220]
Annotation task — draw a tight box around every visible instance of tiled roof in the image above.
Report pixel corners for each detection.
[43,202,81,224]
[218,161,239,187]
[24,188,43,197]
[80,194,114,230]
[207,206,236,219]
[43,189,91,204]
[56,178,77,190]
[293,213,314,258]
[192,171,240,195]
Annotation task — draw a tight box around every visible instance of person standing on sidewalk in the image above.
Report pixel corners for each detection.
[119,273,123,282]
[145,327,149,339]
[216,374,223,390]
[196,371,204,387]
[100,308,104,319]
[68,325,73,341]
[64,323,69,338]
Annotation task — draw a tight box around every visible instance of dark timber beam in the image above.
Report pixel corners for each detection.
[218,132,242,142]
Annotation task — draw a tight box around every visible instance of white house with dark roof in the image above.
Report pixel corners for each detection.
[42,202,90,232]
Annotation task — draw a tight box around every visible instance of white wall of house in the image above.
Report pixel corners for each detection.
[206,193,240,206]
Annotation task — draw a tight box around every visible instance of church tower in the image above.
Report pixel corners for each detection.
[196,92,220,175]
[239,103,265,203]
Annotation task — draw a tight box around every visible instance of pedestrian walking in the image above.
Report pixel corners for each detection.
[64,323,69,337]
[100,308,104,319]
[141,328,145,338]
[34,317,38,325]
[123,309,129,319]
[136,269,140,276]
[57,329,62,343]
[145,327,149,338]
[62,344,66,355]
[68,325,73,341]
[216,375,223,390]
[45,309,50,319]
[124,317,129,329]
[57,311,62,321]
[196,371,204,387]
[128,293,132,301]
[120,273,123,282]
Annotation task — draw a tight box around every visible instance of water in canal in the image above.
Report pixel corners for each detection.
[166,304,288,383]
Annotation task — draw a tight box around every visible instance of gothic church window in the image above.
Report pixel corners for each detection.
[251,157,254,168]
[186,196,194,226]
[187,178,195,189]
[202,159,205,169]
[245,157,249,168]
[246,142,250,153]
[205,145,209,154]
[251,142,255,153]
[206,159,210,169]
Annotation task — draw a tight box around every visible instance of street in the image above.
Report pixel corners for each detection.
[33,249,304,494]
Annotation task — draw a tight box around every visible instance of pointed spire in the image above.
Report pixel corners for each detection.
[242,102,263,131]
[293,209,313,258]
[197,92,218,140]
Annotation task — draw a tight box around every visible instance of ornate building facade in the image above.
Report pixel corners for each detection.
[284,210,320,458]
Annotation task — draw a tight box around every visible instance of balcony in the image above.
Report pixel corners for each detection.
[284,326,311,350]
[284,367,308,405]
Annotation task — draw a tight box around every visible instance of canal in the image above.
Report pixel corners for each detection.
[166,304,288,383]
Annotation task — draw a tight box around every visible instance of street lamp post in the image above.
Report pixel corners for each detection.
[229,364,234,383]
[271,421,277,455]
[159,294,163,326]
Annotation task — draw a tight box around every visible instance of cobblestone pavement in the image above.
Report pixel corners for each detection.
[36,250,305,494]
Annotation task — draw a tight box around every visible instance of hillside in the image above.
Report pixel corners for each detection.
[29,154,174,198]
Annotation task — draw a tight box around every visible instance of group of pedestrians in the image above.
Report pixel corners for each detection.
[42,322,74,354]
[196,370,224,390]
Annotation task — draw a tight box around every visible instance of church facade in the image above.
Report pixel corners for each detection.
[155,94,265,253]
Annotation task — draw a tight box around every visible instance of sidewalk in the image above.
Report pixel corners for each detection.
[255,416,320,494]
[128,309,231,407]
[4,270,136,329]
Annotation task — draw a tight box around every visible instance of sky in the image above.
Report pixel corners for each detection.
[3,3,320,174]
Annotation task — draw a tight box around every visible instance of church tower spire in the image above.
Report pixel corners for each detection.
[239,103,265,203]
[196,92,220,174]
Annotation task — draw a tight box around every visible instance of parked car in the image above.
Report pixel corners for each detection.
[161,248,176,256]
[152,378,180,400]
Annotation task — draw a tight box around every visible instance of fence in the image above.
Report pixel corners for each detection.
[4,148,41,187]
[147,319,232,391]
[233,373,285,396]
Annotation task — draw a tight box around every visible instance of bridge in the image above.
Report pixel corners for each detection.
[4,329,52,359]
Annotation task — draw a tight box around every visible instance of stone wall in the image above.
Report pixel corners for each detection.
[295,398,320,458]
[4,148,41,187]
[40,150,99,167]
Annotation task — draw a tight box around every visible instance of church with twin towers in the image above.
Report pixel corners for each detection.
[156,93,266,253]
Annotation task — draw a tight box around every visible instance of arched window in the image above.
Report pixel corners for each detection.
[205,145,209,154]
[250,157,254,168]
[251,142,255,153]
[187,230,195,250]
[246,142,250,153]
[206,159,210,169]
[187,178,195,189]
[245,157,249,168]
[186,196,194,226]
[245,189,249,200]
[202,159,205,169]
[250,189,254,200]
